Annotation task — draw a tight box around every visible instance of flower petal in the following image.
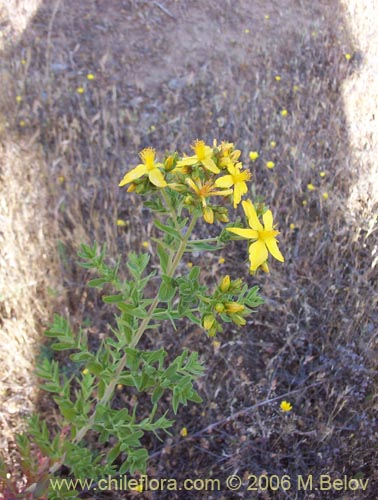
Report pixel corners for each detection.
[202,157,220,174]
[176,156,198,166]
[242,199,263,231]
[233,182,248,208]
[262,210,273,230]
[215,175,234,188]
[248,240,268,271]
[226,228,259,239]
[119,164,147,186]
[148,168,167,187]
[265,238,284,262]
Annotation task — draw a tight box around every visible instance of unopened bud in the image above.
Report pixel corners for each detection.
[232,314,247,326]
[225,302,245,314]
[203,314,215,330]
[220,275,231,292]
[215,302,225,313]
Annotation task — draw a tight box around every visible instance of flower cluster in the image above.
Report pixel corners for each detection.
[119,139,284,274]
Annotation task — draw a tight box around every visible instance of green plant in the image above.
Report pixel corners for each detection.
[0,140,284,499]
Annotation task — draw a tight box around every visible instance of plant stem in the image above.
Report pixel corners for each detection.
[49,210,199,475]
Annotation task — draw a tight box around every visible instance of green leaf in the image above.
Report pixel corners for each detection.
[151,386,164,404]
[154,219,182,240]
[88,278,108,288]
[102,294,124,303]
[158,282,176,302]
[157,242,170,273]
[106,442,121,465]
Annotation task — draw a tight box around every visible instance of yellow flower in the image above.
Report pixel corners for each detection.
[21,59,26,65]
[215,163,252,208]
[218,256,225,264]
[186,178,232,224]
[280,400,292,412]
[82,368,89,375]
[87,73,95,80]
[141,241,149,248]
[116,219,127,226]
[322,192,329,200]
[319,171,326,177]
[226,199,284,272]
[76,87,85,94]
[176,140,220,174]
[187,261,193,268]
[264,14,270,19]
[180,427,188,437]
[212,340,221,349]
[289,223,295,230]
[270,141,276,148]
[302,200,308,206]
[218,141,241,169]
[307,183,315,191]
[345,53,352,60]
[275,75,281,81]
[249,151,259,161]
[244,28,250,34]
[119,148,167,188]
[19,120,26,127]
[132,484,143,492]
[293,85,299,92]
[16,95,22,103]
[266,161,275,169]
[280,109,288,117]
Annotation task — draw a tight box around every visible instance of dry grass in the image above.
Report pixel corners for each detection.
[0,0,377,499]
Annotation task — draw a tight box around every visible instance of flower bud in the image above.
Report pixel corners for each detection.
[203,206,214,224]
[203,314,215,330]
[225,302,245,314]
[215,303,225,313]
[220,275,231,292]
[232,314,247,326]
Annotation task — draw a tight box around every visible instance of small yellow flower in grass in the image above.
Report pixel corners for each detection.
[21,59,26,65]
[215,163,252,208]
[249,151,259,161]
[212,340,221,349]
[322,192,329,200]
[82,368,89,375]
[264,14,270,19]
[19,120,26,127]
[244,28,250,34]
[307,183,315,191]
[57,175,65,184]
[218,256,225,264]
[141,241,149,248]
[116,384,123,390]
[119,147,167,188]
[275,75,281,81]
[16,95,22,103]
[227,199,284,272]
[280,400,292,412]
[345,53,352,60]
[293,85,299,92]
[270,140,276,148]
[319,171,326,177]
[187,262,193,268]
[76,87,85,94]
[290,223,295,230]
[132,483,143,492]
[87,73,95,80]
[116,219,127,226]
[149,124,156,132]
[280,109,288,117]
[266,161,275,169]
[302,200,308,206]
[180,427,188,437]
[176,139,220,174]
